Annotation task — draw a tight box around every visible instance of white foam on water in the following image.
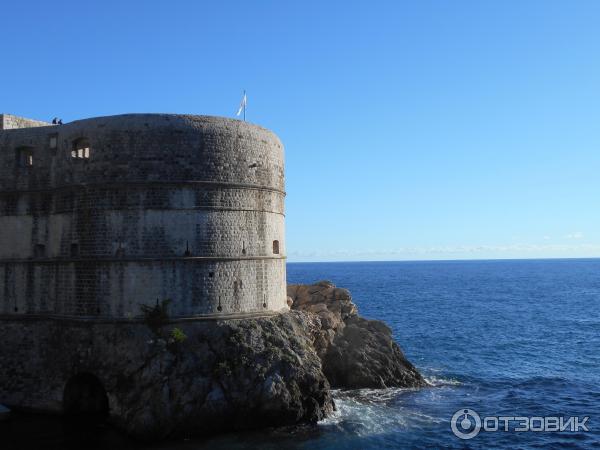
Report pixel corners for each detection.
[318,388,443,438]
[424,375,462,387]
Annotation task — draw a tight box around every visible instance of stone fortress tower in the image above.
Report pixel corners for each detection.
[0,113,287,319]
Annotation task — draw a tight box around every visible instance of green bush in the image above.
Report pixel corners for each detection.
[170,327,187,343]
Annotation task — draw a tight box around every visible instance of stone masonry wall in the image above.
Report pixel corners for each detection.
[0,258,286,317]
[0,114,287,318]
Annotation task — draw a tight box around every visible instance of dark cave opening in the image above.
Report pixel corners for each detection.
[63,373,109,420]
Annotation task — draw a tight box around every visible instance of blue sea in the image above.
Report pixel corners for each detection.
[4,259,600,449]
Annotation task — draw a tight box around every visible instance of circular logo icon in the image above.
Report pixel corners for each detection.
[451,408,481,439]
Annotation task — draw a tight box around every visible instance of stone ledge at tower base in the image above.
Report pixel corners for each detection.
[0,308,290,324]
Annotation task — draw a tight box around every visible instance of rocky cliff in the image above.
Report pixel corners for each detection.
[113,311,335,439]
[288,281,426,389]
[113,281,425,438]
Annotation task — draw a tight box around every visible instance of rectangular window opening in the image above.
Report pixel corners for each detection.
[72,138,91,159]
[17,147,34,167]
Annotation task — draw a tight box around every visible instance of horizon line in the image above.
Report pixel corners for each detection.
[286,256,600,264]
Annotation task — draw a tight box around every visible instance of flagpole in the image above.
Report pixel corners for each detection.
[243,90,246,122]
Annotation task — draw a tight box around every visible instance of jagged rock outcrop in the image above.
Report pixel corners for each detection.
[117,312,335,439]
[288,281,426,389]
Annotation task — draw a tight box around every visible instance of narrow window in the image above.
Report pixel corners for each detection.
[272,240,280,254]
[49,134,58,149]
[72,138,91,159]
[70,243,80,257]
[16,147,34,167]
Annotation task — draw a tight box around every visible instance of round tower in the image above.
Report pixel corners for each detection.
[0,114,287,318]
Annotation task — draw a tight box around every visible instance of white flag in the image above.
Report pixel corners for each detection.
[236,92,247,116]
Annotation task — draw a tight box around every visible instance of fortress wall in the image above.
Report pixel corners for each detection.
[0,188,284,259]
[0,115,284,192]
[0,320,146,415]
[0,258,286,317]
[0,185,284,221]
[0,114,51,130]
[0,114,287,319]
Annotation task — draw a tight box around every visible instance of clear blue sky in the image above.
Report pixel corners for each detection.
[3,1,600,261]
